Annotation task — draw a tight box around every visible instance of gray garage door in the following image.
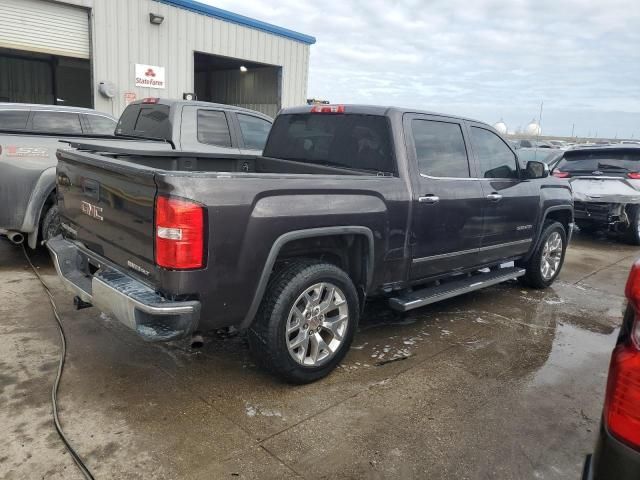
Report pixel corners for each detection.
[0,0,90,59]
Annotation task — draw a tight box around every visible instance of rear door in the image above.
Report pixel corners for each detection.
[467,123,538,263]
[404,114,485,280]
[179,106,239,153]
[57,152,159,281]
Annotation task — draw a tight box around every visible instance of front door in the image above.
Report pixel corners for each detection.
[467,124,539,264]
[405,115,485,280]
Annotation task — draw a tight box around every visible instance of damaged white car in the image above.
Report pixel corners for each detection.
[552,145,640,244]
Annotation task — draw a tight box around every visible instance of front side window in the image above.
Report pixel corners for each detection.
[237,114,271,150]
[470,127,519,179]
[32,111,82,134]
[197,110,232,147]
[411,119,470,178]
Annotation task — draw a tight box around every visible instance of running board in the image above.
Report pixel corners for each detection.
[388,267,525,312]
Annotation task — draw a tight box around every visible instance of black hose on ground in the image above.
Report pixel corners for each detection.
[22,245,95,480]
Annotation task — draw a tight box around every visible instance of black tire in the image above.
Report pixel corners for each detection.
[248,260,359,384]
[623,205,640,245]
[518,221,567,289]
[41,204,61,243]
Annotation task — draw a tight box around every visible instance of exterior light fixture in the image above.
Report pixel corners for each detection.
[239,65,248,72]
[149,13,164,25]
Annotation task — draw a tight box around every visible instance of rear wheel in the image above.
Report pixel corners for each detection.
[41,204,61,243]
[518,221,567,289]
[248,260,359,384]
[623,205,640,245]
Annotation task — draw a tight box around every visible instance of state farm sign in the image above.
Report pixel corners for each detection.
[135,64,165,89]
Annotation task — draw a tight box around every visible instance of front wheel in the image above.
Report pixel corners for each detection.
[248,261,359,384]
[518,221,567,289]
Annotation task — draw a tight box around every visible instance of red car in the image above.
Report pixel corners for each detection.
[584,261,640,478]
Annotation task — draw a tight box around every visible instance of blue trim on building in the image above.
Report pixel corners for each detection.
[154,0,316,45]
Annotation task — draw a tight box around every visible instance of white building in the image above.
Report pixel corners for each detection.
[0,0,315,118]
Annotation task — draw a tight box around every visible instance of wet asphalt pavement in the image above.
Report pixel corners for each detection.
[0,232,637,479]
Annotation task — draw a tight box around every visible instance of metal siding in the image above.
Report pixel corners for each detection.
[90,0,309,115]
[0,0,89,58]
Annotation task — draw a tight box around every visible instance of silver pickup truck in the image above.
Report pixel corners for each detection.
[0,99,272,248]
[0,103,119,247]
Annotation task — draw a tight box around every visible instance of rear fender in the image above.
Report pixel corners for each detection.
[240,226,374,329]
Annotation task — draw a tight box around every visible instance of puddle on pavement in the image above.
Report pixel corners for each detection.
[530,322,619,388]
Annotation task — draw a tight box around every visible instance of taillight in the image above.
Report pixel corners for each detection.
[552,170,570,178]
[155,196,204,269]
[142,97,159,104]
[605,261,640,449]
[310,104,345,114]
[628,172,640,180]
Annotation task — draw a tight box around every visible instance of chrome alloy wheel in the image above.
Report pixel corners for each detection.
[541,231,563,280]
[285,282,349,366]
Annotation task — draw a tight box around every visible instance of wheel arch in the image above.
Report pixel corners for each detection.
[524,206,573,262]
[240,226,375,329]
[24,168,57,249]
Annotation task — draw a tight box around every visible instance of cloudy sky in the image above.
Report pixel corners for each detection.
[209,0,639,138]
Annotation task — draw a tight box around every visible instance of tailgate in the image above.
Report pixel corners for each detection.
[571,177,640,204]
[56,148,159,281]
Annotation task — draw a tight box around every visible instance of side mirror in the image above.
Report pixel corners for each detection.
[525,160,549,179]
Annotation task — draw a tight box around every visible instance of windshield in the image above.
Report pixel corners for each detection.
[555,150,640,173]
[263,113,396,175]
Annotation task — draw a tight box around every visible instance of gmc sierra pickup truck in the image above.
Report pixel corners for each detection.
[48,104,574,383]
[1,99,271,247]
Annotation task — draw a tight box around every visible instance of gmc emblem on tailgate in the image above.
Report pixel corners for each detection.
[81,201,103,221]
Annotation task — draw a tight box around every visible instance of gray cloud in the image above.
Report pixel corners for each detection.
[207,0,640,137]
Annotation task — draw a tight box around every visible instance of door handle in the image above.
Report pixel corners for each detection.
[486,193,503,202]
[418,195,440,204]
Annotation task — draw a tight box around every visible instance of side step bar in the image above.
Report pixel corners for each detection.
[388,267,525,312]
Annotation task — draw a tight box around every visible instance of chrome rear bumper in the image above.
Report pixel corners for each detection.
[47,236,200,341]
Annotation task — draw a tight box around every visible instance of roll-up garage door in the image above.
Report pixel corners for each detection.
[0,0,89,59]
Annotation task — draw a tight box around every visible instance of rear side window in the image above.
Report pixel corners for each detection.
[237,114,271,150]
[0,110,29,130]
[31,111,82,134]
[84,114,116,135]
[411,119,469,178]
[470,127,518,179]
[264,113,395,174]
[197,110,232,147]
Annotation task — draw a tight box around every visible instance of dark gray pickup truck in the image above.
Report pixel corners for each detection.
[48,104,574,383]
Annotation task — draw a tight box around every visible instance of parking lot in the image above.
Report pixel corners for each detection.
[0,231,635,479]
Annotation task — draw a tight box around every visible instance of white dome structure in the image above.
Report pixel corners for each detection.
[493,120,508,135]
[525,118,542,136]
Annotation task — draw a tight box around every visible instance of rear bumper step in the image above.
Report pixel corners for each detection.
[389,266,525,312]
[47,236,200,341]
